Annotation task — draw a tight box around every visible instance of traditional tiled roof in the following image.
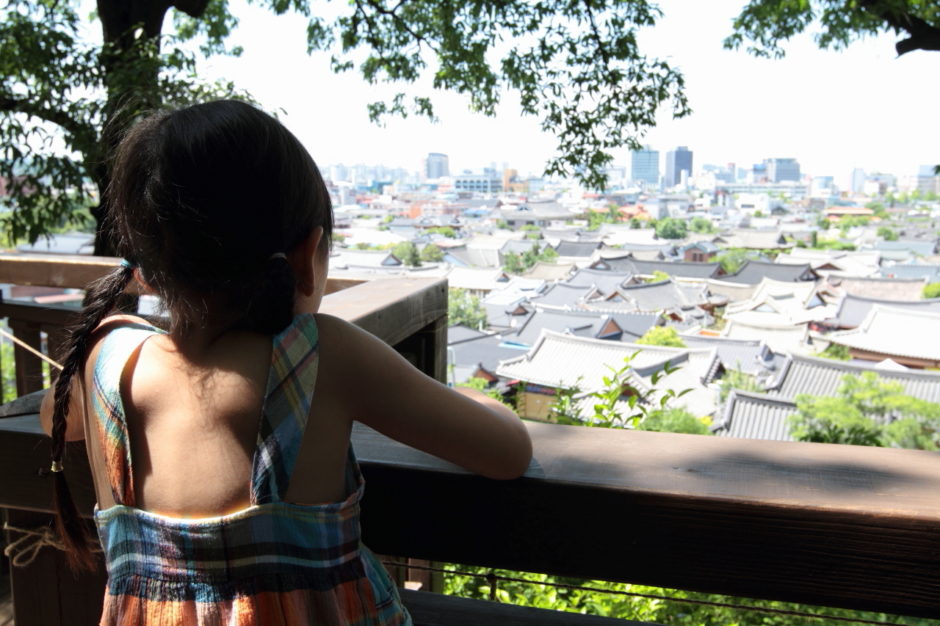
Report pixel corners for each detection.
[615,280,702,311]
[712,391,797,442]
[823,305,940,362]
[622,258,723,279]
[445,245,501,268]
[880,264,940,283]
[831,293,940,328]
[447,324,488,344]
[680,334,785,379]
[496,331,719,416]
[511,307,623,347]
[330,250,402,269]
[501,239,548,256]
[714,229,790,250]
[482,297,533,330]
[448,332,532,384]
[705,279,758,303]
[723,319,809,354]
[609,312,661,340]
[825,275,927,301]
[530,282,598,307]
[873,239,938,257]
[765,353,940,404]
[721,260,818,285]
[553,240,603,257]
[523,262,577,281]
[446,267,511,292]
[564,268,634,296]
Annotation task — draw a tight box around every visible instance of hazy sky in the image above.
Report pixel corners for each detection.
[194,0,938,188]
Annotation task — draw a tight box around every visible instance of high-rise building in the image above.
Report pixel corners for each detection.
[851,168,866,194]
[664,146,693,187]
[916,165,940,195]
[424,153,450,179]
[630,147,659,186]
[765,158,801,183]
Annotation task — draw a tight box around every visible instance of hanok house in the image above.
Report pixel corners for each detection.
[679,241,720,263]
[819,305,940,369]
[496,330,721,421]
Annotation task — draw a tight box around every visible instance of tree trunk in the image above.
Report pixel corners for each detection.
[91,0,209,255]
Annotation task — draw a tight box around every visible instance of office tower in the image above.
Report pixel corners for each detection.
[630,146,659,186]
[664,146,693,187]
[916,165,940,195]
[765,158,801,183]
[851,168,866,194]
[424,153,450,179]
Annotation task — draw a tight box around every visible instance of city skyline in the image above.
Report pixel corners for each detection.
[196,0,939,189]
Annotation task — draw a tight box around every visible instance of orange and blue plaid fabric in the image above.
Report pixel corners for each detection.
[90,316,411,625]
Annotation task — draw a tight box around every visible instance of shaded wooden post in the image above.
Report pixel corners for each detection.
[8,320,43,396]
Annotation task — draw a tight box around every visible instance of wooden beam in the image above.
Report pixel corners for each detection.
[1,413,939,617]
[0,252,367,294]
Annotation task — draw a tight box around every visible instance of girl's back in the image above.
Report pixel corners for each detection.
[40,100,531,625]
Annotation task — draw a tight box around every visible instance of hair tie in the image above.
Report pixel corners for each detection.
[120,259,137,269]
[269,252,287,262]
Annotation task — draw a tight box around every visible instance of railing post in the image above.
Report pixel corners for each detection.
[8,320,44,397]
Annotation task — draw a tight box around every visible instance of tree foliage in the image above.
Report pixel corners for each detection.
[653,217,688,240]
[2,0,694,248]
[789,372,940,449]
[922,282,940,299]
[726,0,940,58]
[419,243,444,262]
[0,0,250,248]
[636,326,686,347]
[447,288,487,330]
[503,243,558,274]
[392,241,421,266]
[689,216,716,234]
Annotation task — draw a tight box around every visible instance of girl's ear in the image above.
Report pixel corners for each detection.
[290,227,325,297]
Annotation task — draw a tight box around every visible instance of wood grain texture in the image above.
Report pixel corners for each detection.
[1,416,939,617]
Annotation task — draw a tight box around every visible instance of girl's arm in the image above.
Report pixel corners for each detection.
[316,313,532,480]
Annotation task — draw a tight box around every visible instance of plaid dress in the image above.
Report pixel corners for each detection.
[90,316,411,625]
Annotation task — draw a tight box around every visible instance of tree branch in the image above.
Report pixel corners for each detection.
[0,96,97,148]
[859,1,940,56]
[171,0,211,19]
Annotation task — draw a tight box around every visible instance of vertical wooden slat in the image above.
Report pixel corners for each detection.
[4,509,106,626]
[8,321,43,396]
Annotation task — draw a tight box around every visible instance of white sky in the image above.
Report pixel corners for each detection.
[190,1,938,187]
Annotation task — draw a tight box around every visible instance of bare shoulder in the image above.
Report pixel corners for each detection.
[39,314,157,438]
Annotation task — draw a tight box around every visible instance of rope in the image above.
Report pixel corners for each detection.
[382,560,909,626]
[0,327,63,371]
[2,523,66,567]
[2,523,102,567]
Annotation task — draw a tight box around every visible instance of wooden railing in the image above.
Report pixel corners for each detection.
[1,253,940,623]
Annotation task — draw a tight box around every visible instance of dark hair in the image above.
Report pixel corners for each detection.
[51,100,333,568]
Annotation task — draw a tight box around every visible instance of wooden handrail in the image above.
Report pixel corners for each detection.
[0,252,364,294]
[2,412,939,617]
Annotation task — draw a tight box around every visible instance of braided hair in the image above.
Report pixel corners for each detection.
[50,101,333,568]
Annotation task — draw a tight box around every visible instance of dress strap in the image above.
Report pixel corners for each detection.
[251,314,320,504]
[89,322,162,507]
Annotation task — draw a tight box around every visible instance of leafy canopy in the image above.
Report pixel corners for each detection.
[789,372,940,449]
[447,288,487,330]
[726,0,940,58]
[2,0,693,246]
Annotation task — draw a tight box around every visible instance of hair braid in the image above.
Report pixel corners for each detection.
[50,264,134,570]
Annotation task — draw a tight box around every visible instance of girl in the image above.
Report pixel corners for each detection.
[39,100,532,625]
